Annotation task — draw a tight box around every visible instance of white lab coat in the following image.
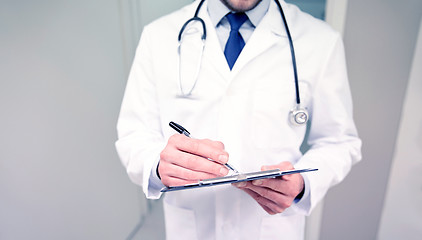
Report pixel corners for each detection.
[116,0,362,239]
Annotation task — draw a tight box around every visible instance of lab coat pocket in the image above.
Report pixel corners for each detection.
[259,215,304,240]
[163,201,198,240]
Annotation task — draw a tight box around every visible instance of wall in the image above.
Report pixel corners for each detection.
[377,18,422,240]
[2,0,421,239]
[286,0,326,20]
[0,0,141,239]
[320,0,422,239]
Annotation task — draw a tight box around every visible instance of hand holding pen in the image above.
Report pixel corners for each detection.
[169,122,239,174]
[157,122,235,187]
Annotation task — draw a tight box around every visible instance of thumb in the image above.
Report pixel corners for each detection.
[261,165,280,171]
[261,161,293,171]
[281,173,293,181]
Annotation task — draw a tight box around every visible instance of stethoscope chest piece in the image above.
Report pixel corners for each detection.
[289,105,309,126]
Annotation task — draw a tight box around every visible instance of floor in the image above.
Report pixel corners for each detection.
[128,198,166,240]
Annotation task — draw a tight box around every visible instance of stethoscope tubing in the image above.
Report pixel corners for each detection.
[273,0,301,105]
[178,0,308,125]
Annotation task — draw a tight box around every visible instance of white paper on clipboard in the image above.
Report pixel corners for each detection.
[161,168,318,192]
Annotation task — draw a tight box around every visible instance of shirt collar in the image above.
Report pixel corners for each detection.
[207,0,271,28]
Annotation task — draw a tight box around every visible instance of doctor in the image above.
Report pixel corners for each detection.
[116,0,362,239]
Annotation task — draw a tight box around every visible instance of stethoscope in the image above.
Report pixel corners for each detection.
[178,0,309,126]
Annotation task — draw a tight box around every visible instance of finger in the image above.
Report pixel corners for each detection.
[241,188,277,215]
[244,182,287,202]
[252,176,304,198]
[251,178,289,195]
[161,147,229,176]
[261,161,293,171]
[233,176,290,195]
[170,135,229,164]
[253,193,289,214]
[261,204,277,215]
[160,161,215,187]
[234,181,292,212]
[240,186,288,214]
[232,181,247,188]
[248,184,293,208]
[261,162,296,181]
[203,138,226,150]
[164,162,220,181]
[162,176,197,187]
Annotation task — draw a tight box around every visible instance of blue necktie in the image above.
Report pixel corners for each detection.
[224,12,248,70]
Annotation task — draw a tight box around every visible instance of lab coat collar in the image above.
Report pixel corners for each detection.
[265,0,289,37]
[196,0,232,80]
[205,0,288,37]
[207,0,271,28]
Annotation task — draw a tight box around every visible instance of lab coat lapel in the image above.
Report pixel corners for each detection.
[231,0,288,75]
[197,1,232,81]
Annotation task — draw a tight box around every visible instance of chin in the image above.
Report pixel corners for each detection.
[222,0,262,12]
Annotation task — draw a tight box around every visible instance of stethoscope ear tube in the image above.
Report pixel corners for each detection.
[178,0,206,42]
[178,17,207,42]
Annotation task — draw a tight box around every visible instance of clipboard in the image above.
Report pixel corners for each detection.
[161,168,318,192]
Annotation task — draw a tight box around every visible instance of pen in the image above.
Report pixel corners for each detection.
[169,121,239,174]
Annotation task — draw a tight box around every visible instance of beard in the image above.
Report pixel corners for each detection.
[220,0,262,12]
